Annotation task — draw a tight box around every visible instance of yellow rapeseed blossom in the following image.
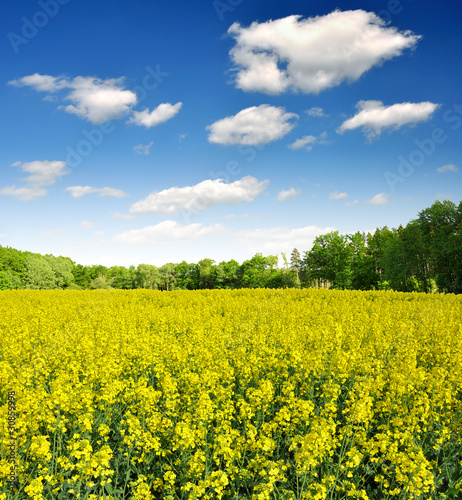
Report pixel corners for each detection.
[0,288,461,499]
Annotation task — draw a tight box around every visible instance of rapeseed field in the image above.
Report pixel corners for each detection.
[0,289,461,499]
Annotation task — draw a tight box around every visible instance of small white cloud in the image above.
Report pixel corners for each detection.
[277,187,301,201]
[435,192,452,200]
[437,164,458,174]
[0,160,68,201]
[16,160,68,187]
[0,186,47,201]
[66,186,128,199]
[346,199,359,206]
[128,103,182,128]
[10,73,138,124]
[306,107,327,117]
[224,214,236,220]
[228,11,420,94]
[367,193,389,205]
[113,220,227,245]
[133,141,154,155]
[207,105,297,146]
[288,135,316,151]
[330,191,349,200]
[129,176,269,215]
[9,73,67,92]
[338,100,439,139]
[289,132,328,151]
[79,220,95,230]
[179,134,187,142]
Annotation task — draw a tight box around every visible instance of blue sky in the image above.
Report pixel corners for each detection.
[1,0,461,267]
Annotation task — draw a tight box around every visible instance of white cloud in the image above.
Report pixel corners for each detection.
[0,186,47,201]
[228,11,420,94]
[79,220,95,230]
[207,105,297,145]
[128,102,182,128]
[330,191,349,200]
[130,176,269,215]
[338,100,439,139]
[66,186,128,199]
[9,73,67,92]
[235,225,337,254]
[16,160,68,186]
[435,192,452,200]
[306,107,327,117]
[0,160,68,201]
[289,132,328,151]
[346,199,359,206]
[437,164,458,174]
[288,135,316,151]
[277,187,301,201]
[113,220,227,245]
[367,192,389,205]
[10,73,137,124]
[133,141,154,155]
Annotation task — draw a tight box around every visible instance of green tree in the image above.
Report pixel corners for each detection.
[22,254,56,290]
[45,255,75,289]
[290,248,301,286]
[89,273,114,290]
[417,199,462,293]
[159,263,177,291]
[135,264,160,289]
[0,270,11,290]
[108,265,135,289]
[197,258,216,289]
[366,227,397,289]
[303,231,353,289]
[239,253,279,288]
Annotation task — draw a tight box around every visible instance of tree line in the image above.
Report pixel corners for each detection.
[1,199,461,293]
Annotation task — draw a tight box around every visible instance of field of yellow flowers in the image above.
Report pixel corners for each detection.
[0,289,461,499]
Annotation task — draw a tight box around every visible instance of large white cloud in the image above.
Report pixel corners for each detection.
[207,105,297,145]
[128,102,182,127]
[129,176,269,215]
[0,160,68,201]
[10,73,138,124]
[66,186,128,199]
[113,220,227,245]
[338,100,439,139]
[228,10,420,94]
